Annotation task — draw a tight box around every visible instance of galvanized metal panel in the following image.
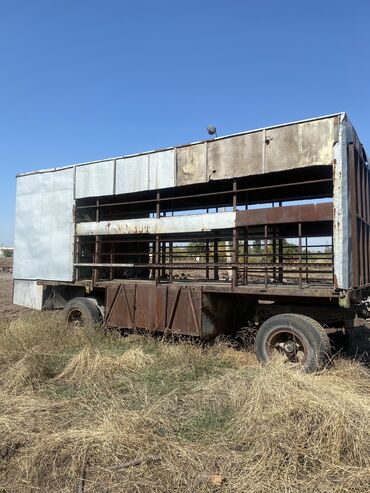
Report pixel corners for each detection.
[76,211,236,236]
[176,117,338,187]
[116,150,176,194]
[265,118,338,172]
[176,142,207,186]
[115,154,149,194]
[333,115,353,290]
[13,168,74,282]
[207,132,263,180]
[13,280,44,310]
[75,160,114,198]
[149,150,175,189]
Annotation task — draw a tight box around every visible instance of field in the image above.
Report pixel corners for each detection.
[0,274,370,492]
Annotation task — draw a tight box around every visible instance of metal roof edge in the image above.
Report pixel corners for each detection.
[16,112,345,178]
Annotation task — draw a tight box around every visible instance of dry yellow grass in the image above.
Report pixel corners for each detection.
[0,312,369,492]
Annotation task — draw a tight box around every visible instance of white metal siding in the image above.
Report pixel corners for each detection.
[13,279,44,310]
[116,149,176,194]
[13,168,74,281]
[149,150,175,189]
[75,160,115,198]
[116,154,149,194]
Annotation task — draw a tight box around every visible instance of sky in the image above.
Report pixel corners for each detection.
[0,0,369,246]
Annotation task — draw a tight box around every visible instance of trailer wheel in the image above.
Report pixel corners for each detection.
[63,297,102,328]
[255,314,331,372]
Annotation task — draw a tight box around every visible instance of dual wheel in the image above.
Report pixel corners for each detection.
[63,298,331,372]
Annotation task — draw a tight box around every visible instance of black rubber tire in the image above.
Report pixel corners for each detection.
[255,313,331,373]
[63,297,102,328]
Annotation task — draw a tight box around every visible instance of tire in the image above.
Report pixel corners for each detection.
[255,313,331,373]
[63,297,102,328]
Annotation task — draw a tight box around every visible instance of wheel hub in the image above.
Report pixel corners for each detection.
[67,309,84,328]
[267,329,307,364]
[278,341,297,355]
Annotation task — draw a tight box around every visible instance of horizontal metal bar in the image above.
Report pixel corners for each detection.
[74,263,135,268]
[76,178,332,210]
[236,203,333,227]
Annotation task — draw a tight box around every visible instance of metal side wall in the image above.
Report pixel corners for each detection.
[333,114,368,291]
[333,115,350,290]
[13,279,44,310]
[13,167,75,285]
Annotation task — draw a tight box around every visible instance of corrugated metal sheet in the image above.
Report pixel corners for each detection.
[75,160,115,198]
[13,168,74,281]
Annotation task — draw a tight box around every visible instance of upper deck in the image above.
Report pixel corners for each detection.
[18,113,342,196]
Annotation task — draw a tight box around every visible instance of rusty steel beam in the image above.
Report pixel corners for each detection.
[235,203,333,227]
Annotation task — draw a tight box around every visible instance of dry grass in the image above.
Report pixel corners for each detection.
[0,312,369,492]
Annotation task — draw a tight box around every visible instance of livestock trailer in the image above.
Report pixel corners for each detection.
[13,113,369,371]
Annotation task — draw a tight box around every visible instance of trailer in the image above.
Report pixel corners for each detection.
[13,113,370,371]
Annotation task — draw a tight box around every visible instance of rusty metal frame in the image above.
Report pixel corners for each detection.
[74,167,335,294]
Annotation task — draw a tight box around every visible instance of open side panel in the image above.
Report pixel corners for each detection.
[76,166,335,294]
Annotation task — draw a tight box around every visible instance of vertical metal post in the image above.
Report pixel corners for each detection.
[93,235,100,285]
[205,239,210,280]
[272,226,277,283]
[244,227,248,285]
[232,180,237,211]
[162,242,167,279]
[92,199,101,284]
[232,227,238,290]
[110,242,114,281]
[75,236,80,281]
[155,191,160,284]
[331,234,335,286]
[264,224,268,288]
[169,241,173,282]
[305,237,309,284]
[231,180,238,289]
[214,239,219,281]
[96,199,100,222]
[298,222,302,289]
[278,202,283,284]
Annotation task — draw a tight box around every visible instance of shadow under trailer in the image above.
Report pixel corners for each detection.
[13,114,370,371]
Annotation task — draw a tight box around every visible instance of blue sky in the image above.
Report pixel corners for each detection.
[0,0,369,245]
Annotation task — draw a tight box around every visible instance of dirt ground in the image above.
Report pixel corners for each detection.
[0,272,29,321]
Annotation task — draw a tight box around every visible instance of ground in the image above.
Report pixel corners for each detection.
[0,274,369,492]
